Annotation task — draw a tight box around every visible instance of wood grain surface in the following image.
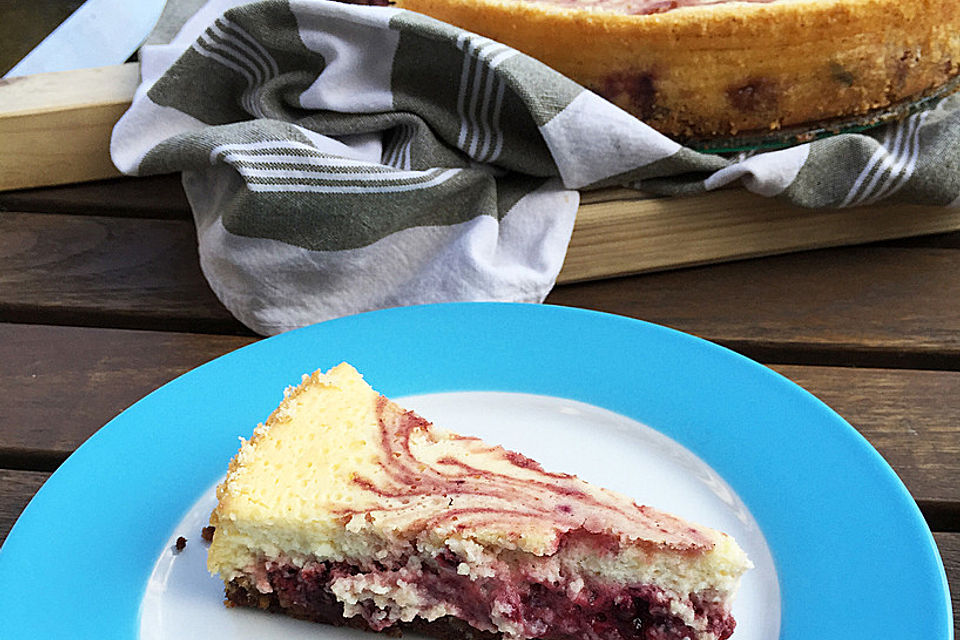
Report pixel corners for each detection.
[4,175,958,251]
[0,323,956,526]
[933,532,960,624]
[5,210,960,369]
[0,323,254,468]
[7,175,960,287]
[773,365,960,529]
[0,211,246,333]
[547,247,960,368]
[0,469,49,545]
[565,190,960,282]
[0,64,139,190]
[0,174,190,218]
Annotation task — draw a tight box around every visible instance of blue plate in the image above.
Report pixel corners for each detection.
[0,303,951,639]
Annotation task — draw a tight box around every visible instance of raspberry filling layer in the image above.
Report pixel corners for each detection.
[230,551,736,640]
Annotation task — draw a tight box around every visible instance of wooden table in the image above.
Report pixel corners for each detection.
[0,175,957,628]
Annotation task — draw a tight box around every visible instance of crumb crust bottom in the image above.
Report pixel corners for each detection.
[226,579,500,639]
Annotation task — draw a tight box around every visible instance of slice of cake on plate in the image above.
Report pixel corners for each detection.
[207,363,751,640]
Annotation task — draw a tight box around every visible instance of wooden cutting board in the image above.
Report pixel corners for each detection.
[3,63,960,284]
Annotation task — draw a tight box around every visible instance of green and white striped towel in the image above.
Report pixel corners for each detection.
[111,0,960,335]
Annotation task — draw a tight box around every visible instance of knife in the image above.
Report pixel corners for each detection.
[3,0,167,78]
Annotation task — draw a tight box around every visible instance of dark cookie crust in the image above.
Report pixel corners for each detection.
[226,579,500,640]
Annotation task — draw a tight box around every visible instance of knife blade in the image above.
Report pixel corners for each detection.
[3,0,167,78]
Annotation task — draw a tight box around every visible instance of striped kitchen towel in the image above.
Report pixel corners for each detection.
[111,0,960,335]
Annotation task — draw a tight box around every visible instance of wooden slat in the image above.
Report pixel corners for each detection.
[6,175,960,264]
[0,174,190,218]
[0,324,255,469]
[4,210,960,362]
[562,189,960,283]
[0,63,138,190]
[4,173,960,263]
[772,365,960,509]
[0,323,955,512]
[933,532,960,625]
[7,168,960,273]
[0,469,50,545]
[547,245,960,368]
[0,211,246,333]
[878,229,960,250]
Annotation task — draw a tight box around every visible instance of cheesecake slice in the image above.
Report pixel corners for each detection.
[207,363,752,640]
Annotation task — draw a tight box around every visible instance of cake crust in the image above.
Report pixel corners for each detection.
[394,0,960,138]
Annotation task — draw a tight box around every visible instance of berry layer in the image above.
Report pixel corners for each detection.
[225,547,738,640]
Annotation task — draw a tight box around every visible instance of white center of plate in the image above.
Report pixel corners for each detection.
[139,392,780,640]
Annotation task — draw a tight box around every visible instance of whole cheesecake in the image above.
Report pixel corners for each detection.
[393,0,960,139]
[207,363,751,640]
